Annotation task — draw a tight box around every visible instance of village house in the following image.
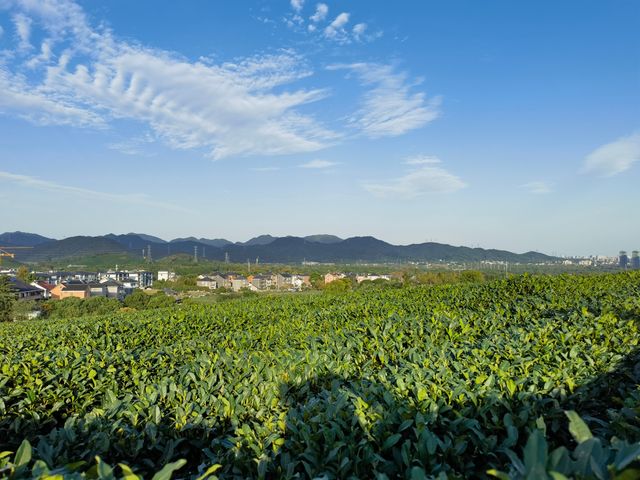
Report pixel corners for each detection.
[196,276,218,289]
[33,281,55,299]
[86,280,125,299]
[35,271,99,285]
[249,274,274,290]
[8,277,44,301]
[101,270,153,289]
[324,272,346,284]
[274,273,310,290]
[157,271,177,282]
[52,282,90,300]
[101,279,125,299]
[356,274,391,284]
[231,276,254,292]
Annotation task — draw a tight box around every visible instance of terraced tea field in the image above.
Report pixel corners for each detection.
[1,273,639,479]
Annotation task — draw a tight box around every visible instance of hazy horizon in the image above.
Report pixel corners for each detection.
[1,1,638,257]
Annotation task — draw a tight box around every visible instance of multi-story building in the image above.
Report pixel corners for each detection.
[101,270,153,289]
[619,251,629,269]
[157,271,177,282]
[249,274,274,290]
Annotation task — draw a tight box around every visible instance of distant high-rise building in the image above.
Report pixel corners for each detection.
[632,251,640,270]
[619,251,629,269]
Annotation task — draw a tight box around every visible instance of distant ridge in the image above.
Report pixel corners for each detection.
[129,233,166,244]
[13,236,126,262]
[241,235,278,246]
[3,231,557,264]
[171,237,233,248]
[0,231,55,247]
[304,234,343,244]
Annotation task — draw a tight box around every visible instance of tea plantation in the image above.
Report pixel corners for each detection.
[1,273,639,479]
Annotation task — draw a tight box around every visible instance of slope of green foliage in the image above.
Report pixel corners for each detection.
[0,273,639,479]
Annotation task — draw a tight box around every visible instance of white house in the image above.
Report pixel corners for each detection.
[157,271,177,282]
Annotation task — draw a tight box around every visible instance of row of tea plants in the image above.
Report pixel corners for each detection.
[1,272,639,478]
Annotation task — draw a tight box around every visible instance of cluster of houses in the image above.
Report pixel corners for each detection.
[195,271,393,291]
[196,272,311,291]
[2,269,153,302]
[3,265,397,303]
[324,273,392,284]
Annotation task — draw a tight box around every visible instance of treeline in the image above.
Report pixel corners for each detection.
[41,291,177,319]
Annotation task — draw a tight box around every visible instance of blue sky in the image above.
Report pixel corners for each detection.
[0,0,638,256]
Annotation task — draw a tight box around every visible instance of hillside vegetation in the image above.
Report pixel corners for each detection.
[0,273,639,479]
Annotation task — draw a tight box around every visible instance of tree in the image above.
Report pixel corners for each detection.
[13,299,36,321]
[16,266,34,283]
[0,275,16,322]
[324,278,352,294]
[123,290,150,310]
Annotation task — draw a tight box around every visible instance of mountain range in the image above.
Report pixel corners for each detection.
[0,231,555,264]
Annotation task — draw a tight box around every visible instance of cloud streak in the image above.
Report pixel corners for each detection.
[363,157,466,198]
[329,63,440,137]
[582,132,640,177]
[521,181,552,194]
[298,159,338,169]
[0,171,191,212]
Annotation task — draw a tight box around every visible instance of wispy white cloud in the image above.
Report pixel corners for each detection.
[299,159,339,169]
[290,0,304,13]
[13,13,32,50]
[521,181,552,194]
[363,158,465,198]
[310,3,328,22]
[328,63,440,137]
[250,166,280,172]
[352,23,367,40]
[0,25,4,38]
[107,133,157,156]
[582,132,640,177]
[324,12,350,42]
[0,0,338,159]
[404,155,441,165]
[289,4,377,44]
[0,67,105,127]
[0,171,191,212]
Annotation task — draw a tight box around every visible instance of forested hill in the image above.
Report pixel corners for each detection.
[3,232,556,264]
